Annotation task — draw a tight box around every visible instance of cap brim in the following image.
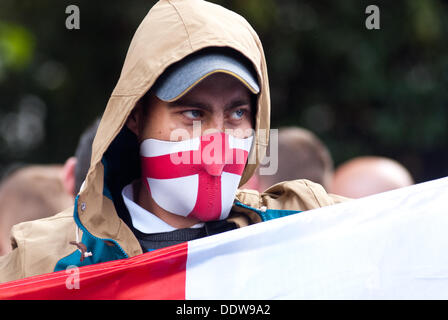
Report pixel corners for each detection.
[153,51,260,102]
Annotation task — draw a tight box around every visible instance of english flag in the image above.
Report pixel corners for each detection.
[1,177,448,299]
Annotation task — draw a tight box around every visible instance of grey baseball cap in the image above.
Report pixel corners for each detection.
[152,48,260,102]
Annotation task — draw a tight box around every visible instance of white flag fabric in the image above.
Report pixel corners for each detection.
[186,176,448,299]
[1,177,447,299]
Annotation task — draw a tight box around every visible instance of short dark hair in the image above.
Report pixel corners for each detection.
[260,127,334,190]
[74,118,101,194]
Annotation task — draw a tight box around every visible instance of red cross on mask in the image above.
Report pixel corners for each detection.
[140,132,253,221]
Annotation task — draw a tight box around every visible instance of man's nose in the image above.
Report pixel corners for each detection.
[201,115,225,135]
[200,131,233,177]
[203,163,226,176]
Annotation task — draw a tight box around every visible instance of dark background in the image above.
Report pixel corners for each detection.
[0,0,447,183]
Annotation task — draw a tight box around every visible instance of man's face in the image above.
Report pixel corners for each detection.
[136,73,254,141]
[129,72,256,224]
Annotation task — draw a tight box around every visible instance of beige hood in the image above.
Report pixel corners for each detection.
[76,0,271,257]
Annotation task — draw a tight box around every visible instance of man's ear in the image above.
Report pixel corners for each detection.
[126,106,141,136]
[62,157,77,197]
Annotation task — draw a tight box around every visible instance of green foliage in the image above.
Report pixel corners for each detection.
[0,22,35,73]
[0,0,447,182]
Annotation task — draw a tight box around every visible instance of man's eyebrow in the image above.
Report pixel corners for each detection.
[168,97,251,111]
[168,99,212,111]
[224,99,251,110]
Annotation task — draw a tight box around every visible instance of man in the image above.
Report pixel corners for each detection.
[70,118,101,196]
[330,156,414,198]
[0,118,99,256]
[0,0,345,282]
[246,127,334,192]
[0,165,74,256]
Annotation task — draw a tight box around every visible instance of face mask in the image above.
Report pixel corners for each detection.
[140,132,253,221]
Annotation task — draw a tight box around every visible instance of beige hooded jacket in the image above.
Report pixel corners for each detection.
[0,0,346,283]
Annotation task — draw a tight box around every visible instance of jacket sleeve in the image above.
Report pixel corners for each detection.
[235,179,350,223]
[0,229,25,283]
[0,208,77,284]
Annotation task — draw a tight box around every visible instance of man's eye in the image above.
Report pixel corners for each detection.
[182,110,202,119]
[231,109,246,120]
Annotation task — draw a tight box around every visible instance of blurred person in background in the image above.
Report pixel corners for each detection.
[0,165,73,256]
[71,118,101,195]
[0,118,99,255]
[242,127,334,192]
[329,156,414,199]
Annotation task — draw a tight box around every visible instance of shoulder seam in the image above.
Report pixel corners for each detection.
[16,228,25,279]
[302,180,326,207]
